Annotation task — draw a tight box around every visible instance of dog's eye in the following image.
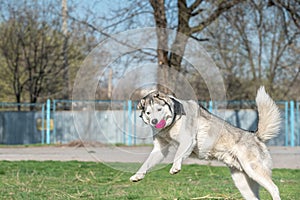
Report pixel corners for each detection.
[146,111,150,115]
[157,108,162,112]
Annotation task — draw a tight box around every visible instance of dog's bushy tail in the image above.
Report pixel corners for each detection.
[255,86,281,142]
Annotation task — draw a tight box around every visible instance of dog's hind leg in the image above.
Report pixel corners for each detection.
[230,168,260,200]
[238,158,280,200]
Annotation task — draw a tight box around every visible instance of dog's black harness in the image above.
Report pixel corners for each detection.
[170,98,186,125]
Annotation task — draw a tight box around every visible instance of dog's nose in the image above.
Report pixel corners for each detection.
[151,119,158,125]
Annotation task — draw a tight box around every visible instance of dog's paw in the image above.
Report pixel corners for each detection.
[169,165,181,175]
[130,173,145,182]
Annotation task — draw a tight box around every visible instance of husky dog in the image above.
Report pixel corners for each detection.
[130,86,281,200]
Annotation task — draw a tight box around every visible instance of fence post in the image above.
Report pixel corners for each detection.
[52,100,56,144]
[290,101,295,147]
[41,104,45,144]
[133,101,137,145]
[46,99,51,144]
[209,100,213,113]
[128,100,132,146]
[285,101,289,146]
[297,102,299,146]
[123,101,126,145]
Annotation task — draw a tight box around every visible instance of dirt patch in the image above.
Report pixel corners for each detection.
[65,140,107,148]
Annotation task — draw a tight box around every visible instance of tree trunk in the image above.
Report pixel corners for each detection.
[149,0,170,93]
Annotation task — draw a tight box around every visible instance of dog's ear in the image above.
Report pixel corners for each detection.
[155,91,173,106]
[152,91,160,97]
[137,98,145,110]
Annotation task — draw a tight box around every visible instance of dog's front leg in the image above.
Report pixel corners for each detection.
[170,135,196,175]
[130,139,168,182]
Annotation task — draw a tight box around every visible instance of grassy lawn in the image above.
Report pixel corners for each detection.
[0,161,299,200]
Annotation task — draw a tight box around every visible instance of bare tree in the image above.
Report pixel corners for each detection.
[0,0,106,106]
[0,0,83,108]
[2,0,297,103]
[206,0,300,100]
[65,0,245,96]
[149,0,245,93]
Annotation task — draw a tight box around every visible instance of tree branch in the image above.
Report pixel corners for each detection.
[269,0,300,29]
[189,0,203,11]
[190,0,245,34]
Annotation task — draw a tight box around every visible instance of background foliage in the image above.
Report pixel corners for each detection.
[0,0,299,103]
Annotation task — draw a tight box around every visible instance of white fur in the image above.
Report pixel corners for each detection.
[256,86,281,142]
[131,87,281,200]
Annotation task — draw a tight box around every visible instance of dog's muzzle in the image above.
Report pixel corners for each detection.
[152,119,166,129]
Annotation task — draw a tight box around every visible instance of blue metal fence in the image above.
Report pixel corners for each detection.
[0,100,299,146]
[0,102,46,144]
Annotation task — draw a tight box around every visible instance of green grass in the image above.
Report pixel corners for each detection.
[0,161,299,200]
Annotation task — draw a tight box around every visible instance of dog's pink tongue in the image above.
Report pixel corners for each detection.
[155,119,166,129]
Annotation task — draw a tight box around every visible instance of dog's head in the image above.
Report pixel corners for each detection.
[137,91,184,129]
